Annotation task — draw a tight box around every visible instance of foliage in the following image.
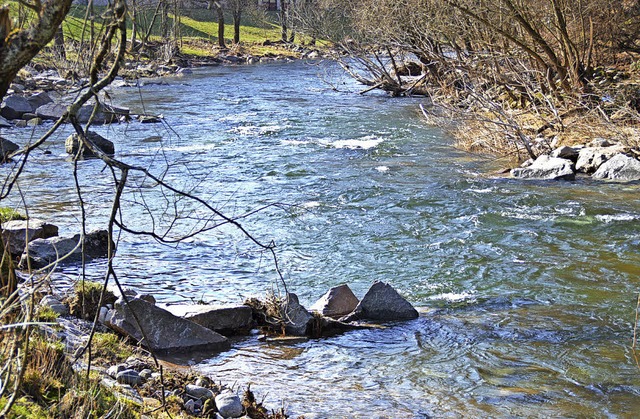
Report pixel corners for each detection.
[68,280,116,321]
[90,332,134,364]
[34,305,59,322]
[0,207,26,223]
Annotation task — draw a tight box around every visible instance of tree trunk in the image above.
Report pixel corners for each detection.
[0,1,73,102]
[280,0,287,42]
[233,10,241,44]
[217,3,226,49]
[54,25,66,60]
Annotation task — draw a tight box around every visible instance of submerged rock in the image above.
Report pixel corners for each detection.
[104,297,230,354]
[592,154,640,181]
[310,284,359,319]
[511,155,575,180]
[341,281,419,322]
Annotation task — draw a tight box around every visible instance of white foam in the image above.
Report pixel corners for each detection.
[429,292,475,302]
[329,135,384,150]
[595,213,638,223]
[375,166,390,172]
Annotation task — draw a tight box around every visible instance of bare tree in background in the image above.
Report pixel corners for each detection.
[0,0,73,102]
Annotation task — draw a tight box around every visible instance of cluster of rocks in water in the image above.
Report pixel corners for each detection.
[34,280,418,418]
[510,138,640,181]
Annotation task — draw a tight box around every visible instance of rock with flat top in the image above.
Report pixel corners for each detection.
[310,284,359,319]
[18,229,109,269]
[2,219,58,256]
[163,304,254,336]
[511,155,575,180]
[1,95,32,119]
[341,281,418,322]
[104,297,230,354]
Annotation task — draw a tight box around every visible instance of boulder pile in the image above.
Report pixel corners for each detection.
[511,140,640,181]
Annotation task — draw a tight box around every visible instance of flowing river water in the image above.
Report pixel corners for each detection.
[2,61,640,417]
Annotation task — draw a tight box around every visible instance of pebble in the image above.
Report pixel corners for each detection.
[107,364,125,378]
[195,376,211,387]
[139,369,153,380]
[116,369,142,386]
[185,384,214,400]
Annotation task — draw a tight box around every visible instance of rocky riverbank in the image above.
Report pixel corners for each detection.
[509,139,640,182]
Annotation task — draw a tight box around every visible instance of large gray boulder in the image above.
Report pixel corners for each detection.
[77,103,130,125]
[35,102,67,121]
[1,219,58,256]
[65,131,115,157]
[163,304,254,336]
[104,297,230,354]
[1,95,32,119]
[0,137,19,162]
[511,155,575,180]
[282,293,314,336]
[341,281,418,322]
[26,92,53,111]
[310,284,359,319]
[592,154,640,181]
[576,145,625,173]
[19,229,110,269]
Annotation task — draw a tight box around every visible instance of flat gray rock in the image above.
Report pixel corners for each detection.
[511,155,575,180]
[592,153,640,181]
[35,102,67,121]
[18,229,109,269]
[105,297,230,354]
[163,304,254,336]
[1,95,32,119]
[2,219,58,256]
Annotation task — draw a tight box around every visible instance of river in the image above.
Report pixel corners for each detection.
[2,60,639,417]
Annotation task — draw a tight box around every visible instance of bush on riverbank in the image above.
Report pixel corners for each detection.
[307,0,640,160]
